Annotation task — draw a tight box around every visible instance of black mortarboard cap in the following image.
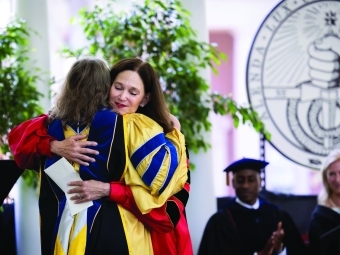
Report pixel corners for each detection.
[223,158,269,185]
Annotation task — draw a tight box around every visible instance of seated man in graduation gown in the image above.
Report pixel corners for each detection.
[198,158,306,255]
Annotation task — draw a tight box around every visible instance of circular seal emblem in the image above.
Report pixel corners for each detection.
[246,0,340,169]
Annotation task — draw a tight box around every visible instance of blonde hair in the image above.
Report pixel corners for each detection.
[318,149,340,205]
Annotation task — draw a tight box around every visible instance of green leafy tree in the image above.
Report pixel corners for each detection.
[0,19,43,187]
[61,0,269,156]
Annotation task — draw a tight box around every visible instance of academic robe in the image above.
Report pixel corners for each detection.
[8,110,193,255]
[309,205,340,255]
[0,160,23,205]
[198,199,306,255]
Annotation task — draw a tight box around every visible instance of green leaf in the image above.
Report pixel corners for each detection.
[0,19,44,188]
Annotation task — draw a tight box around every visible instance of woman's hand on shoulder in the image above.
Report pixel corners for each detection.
[170,114,181,130]
[50,134,99,165]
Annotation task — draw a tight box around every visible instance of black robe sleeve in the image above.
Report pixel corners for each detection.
[0,160,24,205]
[198,211,242,255]
[278,210,307,255]
[308,219,321,255]
[308,206,340,255]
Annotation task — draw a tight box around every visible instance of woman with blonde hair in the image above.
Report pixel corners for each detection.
[308,149,340,255]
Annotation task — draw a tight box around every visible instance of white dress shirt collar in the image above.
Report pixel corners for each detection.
[235,197,260,210]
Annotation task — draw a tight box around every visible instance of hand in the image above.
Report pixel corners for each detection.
[308,35,340,88]
[271,222,284,252]
[258,239,274,255]
[67,180,110,203]
[258,222,284,255]
[50,134,99,166]
[170,114,181,130]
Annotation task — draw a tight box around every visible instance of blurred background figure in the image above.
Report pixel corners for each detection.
[309,149,340,255]
[198,158,306,255]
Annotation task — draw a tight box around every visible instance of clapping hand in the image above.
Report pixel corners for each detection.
[258,222,284,255]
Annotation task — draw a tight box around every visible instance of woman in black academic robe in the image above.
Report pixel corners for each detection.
[308,149,340,255]
[309,205,340,255]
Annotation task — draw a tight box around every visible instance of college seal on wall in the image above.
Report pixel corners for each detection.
[246,0,340,169]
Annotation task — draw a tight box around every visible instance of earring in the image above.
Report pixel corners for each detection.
[140,103,144,107]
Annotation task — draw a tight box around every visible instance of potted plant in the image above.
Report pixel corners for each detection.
[61,0,269,161]
[0,19,43,200]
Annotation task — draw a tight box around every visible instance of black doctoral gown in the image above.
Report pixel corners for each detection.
[309,205,340,255]
[198,199,306,255]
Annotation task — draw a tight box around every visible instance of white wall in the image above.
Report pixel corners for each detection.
[13,0,51,253]
[181,1,216,254]
[205,0,317,197]
[206,0,278,190]
[180,1,288,252]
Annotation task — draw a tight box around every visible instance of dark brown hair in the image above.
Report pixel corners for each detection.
[50,57,111,126]
[110,58,172,133]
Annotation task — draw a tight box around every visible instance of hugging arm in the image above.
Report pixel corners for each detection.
[8,114,54,169]
[8,114,98,169]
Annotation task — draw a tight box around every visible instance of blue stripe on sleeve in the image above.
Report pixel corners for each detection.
[141,147,167,186]
[158,139,179,194]
[130,133,166,169]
